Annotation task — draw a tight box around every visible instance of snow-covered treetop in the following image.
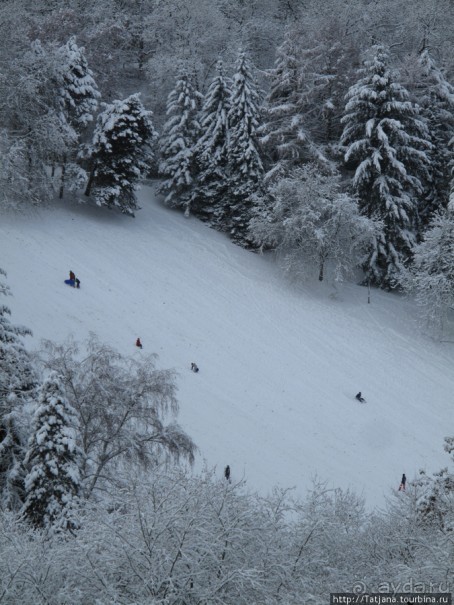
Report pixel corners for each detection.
[57,36,100,128]
[92,93,156,151]
[419,49,454,107]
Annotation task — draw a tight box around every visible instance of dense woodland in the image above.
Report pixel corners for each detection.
[0,1,454,602]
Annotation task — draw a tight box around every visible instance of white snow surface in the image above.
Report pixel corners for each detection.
[1,185,453,508]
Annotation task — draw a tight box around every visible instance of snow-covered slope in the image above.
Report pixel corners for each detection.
[1,186,453,507]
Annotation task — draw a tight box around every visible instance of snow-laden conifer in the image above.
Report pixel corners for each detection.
[224,51,264,244]
[341,45,432,288]
[57,36,100,198]
[0,269,36,511]
[193,61,231,224]
[85,93,157,215]
[23,372,82,530]
[416,50,454,223]
[159,70,201,216]
[261,30,325,182]
[57,36,100,129]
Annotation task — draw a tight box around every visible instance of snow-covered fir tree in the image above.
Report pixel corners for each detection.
[23,372,82,530]
[223,50,264,244]
[0,269,37,511]
[416,50,454,224]
[402,207,454,334]
[57,36,100,129]
[85,93,157,215]
[192,60,231,224]
[261,30,325,182]
[250,165,378,283]
[341,45,432,289]
[56,36,100,198]
[159,70,201,216]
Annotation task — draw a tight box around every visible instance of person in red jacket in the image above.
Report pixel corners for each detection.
[69,270,75,281]
[136,338,143,349]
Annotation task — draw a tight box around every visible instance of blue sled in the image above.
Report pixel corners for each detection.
[64,279,75,287]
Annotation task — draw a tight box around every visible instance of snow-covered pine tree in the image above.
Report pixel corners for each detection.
[223,50,264,244]
[402,207,454,334]
[23,372,82,530]
[85,93,157,216]
[261,30,325,182]
[58,36,100,130]
[0,268,37,511]
[192,60,231,225]
[416,50,454,225]
[341,44,432,289]
[57,36,100,198]
[158,70,201,216]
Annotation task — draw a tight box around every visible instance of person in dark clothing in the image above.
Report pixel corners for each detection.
[355,392,366,402]
[224,465,231,481]
[399,473,406,491]
[191,362,199,373]
[136,338,143,349]
[75,278,80,289]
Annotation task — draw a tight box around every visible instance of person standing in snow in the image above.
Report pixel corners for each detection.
[69,270,75,282]
[399,473,406,491]
[224,465,231,482]
[136,338,143,349]
[75,278,80,289]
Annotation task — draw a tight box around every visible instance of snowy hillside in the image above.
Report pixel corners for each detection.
[1,185,453,507]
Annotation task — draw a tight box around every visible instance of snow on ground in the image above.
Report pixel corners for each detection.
[1,185,453,508]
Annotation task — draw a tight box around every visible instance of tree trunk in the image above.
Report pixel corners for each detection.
[318,259,324,282]
[59,155,66,199]
[84,164,96,197]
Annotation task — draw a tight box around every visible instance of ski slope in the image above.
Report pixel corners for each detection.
[1,186,453,507]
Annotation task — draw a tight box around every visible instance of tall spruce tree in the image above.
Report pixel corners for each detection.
[159,70,201,216]
[23,372,82,530]
[192,61,231,225]
[261,30,325,182]
[223,50,264,244]
[0,269,36,511]
[58,36,100,130]
[85,93,157,216]
[341,45,431,288]
[416,50,454,224]
[57,36,100,198]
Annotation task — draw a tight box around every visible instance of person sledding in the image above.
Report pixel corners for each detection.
[398,473,406,491]
[65,270,77,287]
[224,465,231,482]
[191,362,199,373]
[136,338,143,349]
[355,391,366,403]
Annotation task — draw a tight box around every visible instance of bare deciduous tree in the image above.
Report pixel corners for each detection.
[39,335,196,499]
